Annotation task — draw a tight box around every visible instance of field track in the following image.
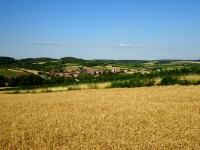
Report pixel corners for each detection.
[0,86,200,149]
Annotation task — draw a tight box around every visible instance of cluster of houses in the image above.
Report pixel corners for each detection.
[38,66,154,79]
[39,67,123,78]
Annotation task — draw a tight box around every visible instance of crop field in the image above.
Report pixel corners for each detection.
[181,74,200,82]
[0,86,200,149]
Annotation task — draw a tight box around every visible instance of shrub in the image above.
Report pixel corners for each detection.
[44,76,66,85]
[143,79,155,87]
[194,80,200,85]
[12,90,20,94]
[160,76,179,85]
[0,75,6,87]
[87,84,98,89]
[178,80,190,85]
[68,86,81,91]
[111,78,155,88]
[41,88,53,93]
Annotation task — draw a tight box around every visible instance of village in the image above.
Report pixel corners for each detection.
[38,65,152,79]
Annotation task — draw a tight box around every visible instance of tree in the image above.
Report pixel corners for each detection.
[8,74,44,87]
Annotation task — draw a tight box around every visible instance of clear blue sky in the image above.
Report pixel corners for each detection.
[0,0,200,59]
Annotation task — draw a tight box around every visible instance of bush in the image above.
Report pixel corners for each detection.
[87,84,98,89]
[160,76,179,85]
[0,75,6,87]
[44,77,65,85]
[111,81,132,88]
[193,80,200,85]
[143,79,155,86]
[68,86,81,91]
[178,80,190,85]
[111,79,155,88]
[12,90,20,94]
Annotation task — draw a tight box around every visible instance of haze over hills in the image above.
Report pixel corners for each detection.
[1,56,200,64]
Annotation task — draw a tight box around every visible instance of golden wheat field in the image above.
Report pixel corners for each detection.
[0,86,200,149]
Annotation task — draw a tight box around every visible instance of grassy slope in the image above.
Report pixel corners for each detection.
[0,69,28,78]
[0,86,200,149]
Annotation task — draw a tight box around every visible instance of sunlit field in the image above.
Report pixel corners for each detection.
[0,86,200,149]
[181,74,200,82]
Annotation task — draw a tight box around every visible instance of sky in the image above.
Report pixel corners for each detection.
[0,0,200,60]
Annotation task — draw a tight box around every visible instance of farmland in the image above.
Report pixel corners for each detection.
[0,86,200,149]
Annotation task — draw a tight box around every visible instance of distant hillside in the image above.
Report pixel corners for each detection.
[0,57,17,66]
[21,57,58,63]
[0,56,200,70]
[61,57,85,63]
[155,60,200,64]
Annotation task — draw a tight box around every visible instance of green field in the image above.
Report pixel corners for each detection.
[0,69,28,78]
